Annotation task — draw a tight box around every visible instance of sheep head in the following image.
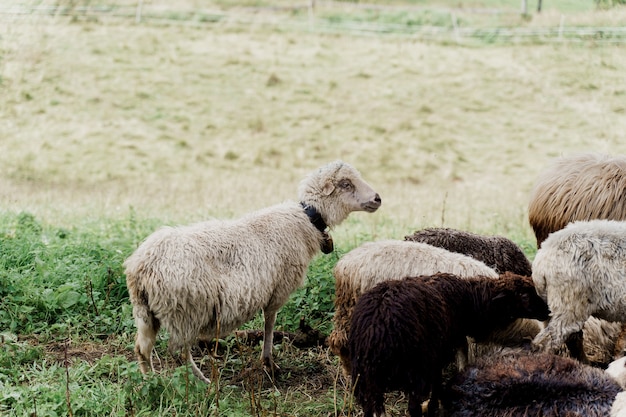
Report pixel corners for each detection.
[489,273,551,323]
[298,160,381,228]
[470,273,550,341]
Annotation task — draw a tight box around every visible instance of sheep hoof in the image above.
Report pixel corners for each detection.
[192,369,211,384]
[262,357,281,379]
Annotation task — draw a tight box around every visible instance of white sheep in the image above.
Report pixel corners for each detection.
[328,239,509,376]
[606,356,626,417]
[124,160,381,383]
[532,219,626,363]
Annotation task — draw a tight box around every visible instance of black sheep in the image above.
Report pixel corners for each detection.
[441,348,622,416]
[349,272,550,417]
[404,227,532,276]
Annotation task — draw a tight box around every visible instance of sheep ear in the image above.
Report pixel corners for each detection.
[322,181,335,196]
[492,292,508,302]
[490,292,511,315]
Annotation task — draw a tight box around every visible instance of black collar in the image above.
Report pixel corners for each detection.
[300,202,328,233]
[301,202,334,254]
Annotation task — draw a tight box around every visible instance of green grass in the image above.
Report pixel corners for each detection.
[0,211,365,416]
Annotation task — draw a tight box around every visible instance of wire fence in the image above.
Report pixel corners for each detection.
[1,2,626,44]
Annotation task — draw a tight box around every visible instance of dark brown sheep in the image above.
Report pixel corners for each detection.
[404,227,532,276]
[328,239,499,378]
[441,348,622,417]
[349,272,550,417]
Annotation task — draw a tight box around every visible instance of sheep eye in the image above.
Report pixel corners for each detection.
[338,180,353,190]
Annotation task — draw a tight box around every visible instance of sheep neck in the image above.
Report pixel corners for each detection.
[300,202,334,254]
[300,202,328,233]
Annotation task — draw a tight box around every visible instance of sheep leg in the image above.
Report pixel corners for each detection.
[360,393,386,417]
[427,373,442,417]
[534,317,586,358]
[181,346,211,384]
[455,338,470,370]
[262,308,279,373]
[134,312,159,374]
[408,394,424,417]
[565,329,588,363]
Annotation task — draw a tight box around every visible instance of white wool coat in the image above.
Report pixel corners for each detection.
[533,219,626,354]
[125,203,322,350]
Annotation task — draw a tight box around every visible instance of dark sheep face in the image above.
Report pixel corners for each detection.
[470,282,549,341]
[491,279,551,324]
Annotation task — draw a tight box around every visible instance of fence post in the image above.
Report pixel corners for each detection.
[135,0,143,23]
[308,0,315,30]
[559,14,565,40]
[451,13,460,44]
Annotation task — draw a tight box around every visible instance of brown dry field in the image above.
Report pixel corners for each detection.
[1,2,626,245]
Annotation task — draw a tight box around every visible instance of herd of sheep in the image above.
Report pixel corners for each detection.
[124,153,626,416]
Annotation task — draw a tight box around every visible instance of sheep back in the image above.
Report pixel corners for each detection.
[528,153,626,247]
[404,227,532,276]
[443,349,622,417]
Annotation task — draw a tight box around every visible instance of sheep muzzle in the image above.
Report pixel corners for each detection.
[362,193,382,212]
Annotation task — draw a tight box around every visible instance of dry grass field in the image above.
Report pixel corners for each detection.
[2,0,625,246]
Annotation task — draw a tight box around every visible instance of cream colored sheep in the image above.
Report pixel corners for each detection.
[532,220,626,365]
[583,317,624,367]
[528,153,626,248]
[124,160,381,383]
[328,239,508,376]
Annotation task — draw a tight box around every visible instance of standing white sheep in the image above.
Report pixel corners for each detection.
[532,219,626,364]
[124,161,381,383]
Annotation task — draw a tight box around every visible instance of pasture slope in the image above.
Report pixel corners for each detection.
[1,0,626,415]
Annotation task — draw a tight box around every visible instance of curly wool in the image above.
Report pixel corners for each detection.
[443,348,622,417]
[328,239,499,376]
[404,227,532,276]
[350,273,550,417]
